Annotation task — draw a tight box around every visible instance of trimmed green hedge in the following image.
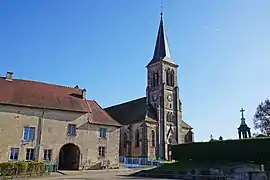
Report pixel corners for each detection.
[0,161,46,177]
[172,138,270,163]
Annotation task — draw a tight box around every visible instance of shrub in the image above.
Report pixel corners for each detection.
[0,161,46,177]
[172,137,270,163]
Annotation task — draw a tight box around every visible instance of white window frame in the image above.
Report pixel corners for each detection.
[99,128,107,138]
[26,148,35,161]
[98,146,106,157]
[43,149,52,161]
[67,124,77,136]
[23,126,35,141]
[9,147,19,161]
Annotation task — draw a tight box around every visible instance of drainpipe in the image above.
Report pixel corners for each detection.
[35,108,45,161]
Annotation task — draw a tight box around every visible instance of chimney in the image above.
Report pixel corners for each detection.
[6,72,13,81]
[82,89,87,99]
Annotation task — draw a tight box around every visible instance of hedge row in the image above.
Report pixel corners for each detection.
[172,137,270,163]
[0,161,46,177]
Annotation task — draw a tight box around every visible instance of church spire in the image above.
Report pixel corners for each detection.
[238,108,251,139]
[147,11,175,67]
[240,108,246,125]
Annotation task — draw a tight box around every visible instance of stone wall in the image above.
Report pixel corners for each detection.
[0,104,120,168]
[119,123,142,157]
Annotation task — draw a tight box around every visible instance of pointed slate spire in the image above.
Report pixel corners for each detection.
[147,13,175,66]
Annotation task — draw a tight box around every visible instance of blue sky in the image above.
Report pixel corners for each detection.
[0,0,270,141]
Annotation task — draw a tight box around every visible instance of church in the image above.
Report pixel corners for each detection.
[105,13,194,160]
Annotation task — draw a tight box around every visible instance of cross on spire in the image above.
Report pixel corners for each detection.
[146,0,176,67]
[160,0,164,16]
[240,108,245,119]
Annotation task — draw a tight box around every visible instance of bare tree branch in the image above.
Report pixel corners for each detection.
[253,99,270,135]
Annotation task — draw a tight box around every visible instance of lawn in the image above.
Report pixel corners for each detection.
[146,161,245,173]
[148,162,197,172]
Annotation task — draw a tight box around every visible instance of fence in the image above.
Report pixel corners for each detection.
[45,163,58,172]
[120,156,164,168]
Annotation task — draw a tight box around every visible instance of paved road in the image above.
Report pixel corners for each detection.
[28,169,170,180]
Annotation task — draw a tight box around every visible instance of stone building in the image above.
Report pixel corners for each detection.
[0,72,121,170]
[105,14,194,160]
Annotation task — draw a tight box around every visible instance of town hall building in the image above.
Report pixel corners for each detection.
[0,72,121,170]
[105,13,194,160]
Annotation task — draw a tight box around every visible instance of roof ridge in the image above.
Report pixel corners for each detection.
[104,96,146,109]
[0,102,87,113]
[0,76,83,90]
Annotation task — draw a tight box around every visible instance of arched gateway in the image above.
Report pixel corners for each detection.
[58,143,80,170]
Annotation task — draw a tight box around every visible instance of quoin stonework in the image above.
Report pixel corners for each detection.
[0,71,121,170]
[105,14,194,160]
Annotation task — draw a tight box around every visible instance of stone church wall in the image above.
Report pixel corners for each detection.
[119,122,158,158]
[146,124,158,158]
[179,126,193,143]
[119,123,141,157]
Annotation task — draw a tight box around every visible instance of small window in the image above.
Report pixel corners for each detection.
[43,149,52,161]
[9,148,19,161]
[135,129,140,147]
[156,72,159,86]
[152,71,159,87]
[123,132,128,148]
[26,148,35,161]
[98,146,106,157]
[99,128,107,138]
[166,69,171,86]
[67,124,76,136]
[171,70,175,87]
[23,127,35,141]
[151,130,155,147]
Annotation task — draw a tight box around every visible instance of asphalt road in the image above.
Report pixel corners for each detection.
[28,168,170,180]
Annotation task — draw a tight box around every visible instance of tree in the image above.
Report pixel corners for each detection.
[253,99,270,136]
[219,136,223,141]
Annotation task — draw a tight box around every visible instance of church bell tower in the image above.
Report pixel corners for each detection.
[146,12,183,160]
[238,108,251,139]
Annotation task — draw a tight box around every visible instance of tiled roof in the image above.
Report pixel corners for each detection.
[105,97,157,125]
[0,76,121,127]
[88,100,122,127]
[105,97,192,129]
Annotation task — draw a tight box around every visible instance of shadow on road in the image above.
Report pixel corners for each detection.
[116,174,165,179]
